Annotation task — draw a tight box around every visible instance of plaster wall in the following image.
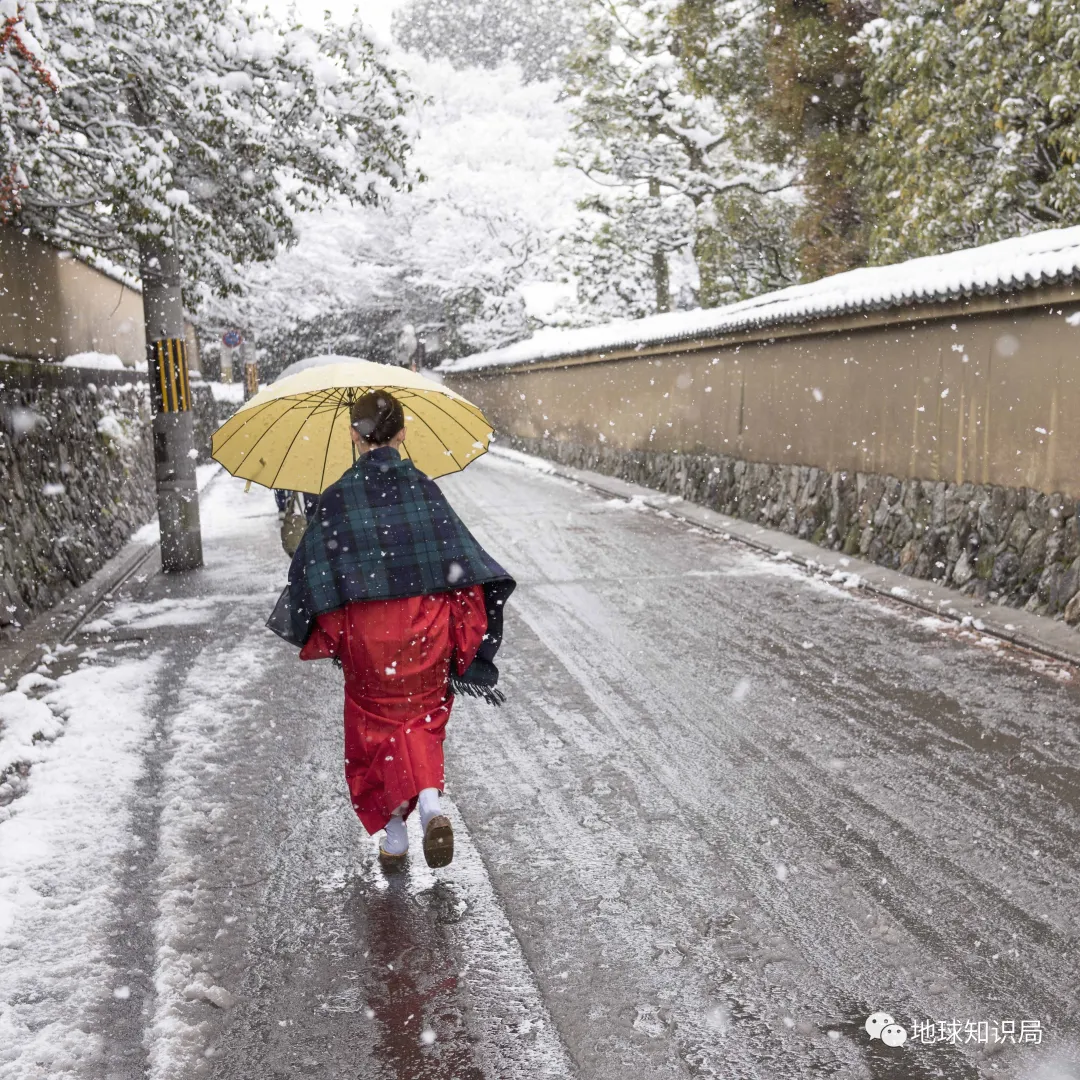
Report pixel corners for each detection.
[449,296,1080,497]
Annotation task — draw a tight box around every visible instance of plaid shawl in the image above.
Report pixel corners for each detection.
[267,447,515,651]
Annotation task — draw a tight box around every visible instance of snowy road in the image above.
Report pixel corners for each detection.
[2,452,1079,1079]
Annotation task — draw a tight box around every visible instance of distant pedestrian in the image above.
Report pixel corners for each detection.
[267,391,514,869]
[275,489,318,521]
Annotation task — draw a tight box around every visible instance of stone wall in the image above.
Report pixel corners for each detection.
[190,381,223,463]
[509,435,1080,625]
[0,363,225,636]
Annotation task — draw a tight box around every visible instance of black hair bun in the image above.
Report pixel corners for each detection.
[350,391,405,445]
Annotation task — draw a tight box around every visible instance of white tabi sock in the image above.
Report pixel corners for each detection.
[382,814,409,855]
[418,787,442,831]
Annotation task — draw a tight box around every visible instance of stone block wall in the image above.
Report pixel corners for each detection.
[0,363,225,636]
[190,381,223,463]
[509,436,1080,625]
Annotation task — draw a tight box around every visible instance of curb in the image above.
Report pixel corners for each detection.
[488,446,1080,670]
[0,539,161,685]
[0,465,225,685]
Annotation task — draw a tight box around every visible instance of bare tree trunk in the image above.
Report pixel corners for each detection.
[649,177,671,313]
[139,239,203,572]
[652,249,671,314]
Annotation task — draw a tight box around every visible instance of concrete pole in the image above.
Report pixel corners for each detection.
[139,240,204,572]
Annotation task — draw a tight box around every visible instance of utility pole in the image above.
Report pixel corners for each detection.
[139,240,203,572]
[243,341,259,401]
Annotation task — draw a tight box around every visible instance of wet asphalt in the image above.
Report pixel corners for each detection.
[55,455,1080,1079]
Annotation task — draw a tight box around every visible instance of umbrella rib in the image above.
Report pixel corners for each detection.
[368,385,458,469]
[211,396,288,454]
[215,393,312,461]
[410,387,490,441]
[230,389,338,475]
[319,393,349,492]
[265,393,332,491]
[404,390,489,468]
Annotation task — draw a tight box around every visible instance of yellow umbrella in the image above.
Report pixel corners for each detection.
[211,359,493,492]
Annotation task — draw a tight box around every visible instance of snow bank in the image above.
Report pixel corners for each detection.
[0,691,62,787]
[207,381,245,404]
[61,351,126,370]
[78,591,276,636]
[487,444,559,474]
[442,224,1080,373]
[0,658,161,1077]
[62,352,148,373]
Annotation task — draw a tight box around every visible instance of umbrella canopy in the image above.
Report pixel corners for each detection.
[272,353,351,383]
[211,359,493,492]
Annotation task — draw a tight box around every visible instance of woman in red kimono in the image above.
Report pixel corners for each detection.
[283,390,512,869]
[299,584,488,868]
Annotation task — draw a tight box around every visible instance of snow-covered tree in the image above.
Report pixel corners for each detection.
[207,56,587,369]
[558,0,794,320]
[391,0,583,83]
[860,0,1080,262]
[0,0,56,222]
[11,1,414,570]
[666,0,799,303]
[758,0,876,280]
[17,1,413,303]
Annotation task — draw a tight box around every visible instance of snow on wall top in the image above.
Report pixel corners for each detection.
[440,225,1080,375]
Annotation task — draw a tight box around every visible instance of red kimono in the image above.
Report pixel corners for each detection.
[299,587,488,834]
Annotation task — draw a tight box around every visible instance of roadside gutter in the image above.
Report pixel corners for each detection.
[0,541,160,685]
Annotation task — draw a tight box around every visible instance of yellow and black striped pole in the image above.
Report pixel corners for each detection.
[244,356,258,400]
[149,337,193,414]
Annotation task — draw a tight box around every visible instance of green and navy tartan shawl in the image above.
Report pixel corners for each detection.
[267,447,515,651]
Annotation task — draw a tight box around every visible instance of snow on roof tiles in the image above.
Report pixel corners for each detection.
[440,225,1080,374]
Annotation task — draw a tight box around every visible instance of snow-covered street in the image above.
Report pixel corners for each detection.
[2,452,1079,1079]
[5,1,1080,1077]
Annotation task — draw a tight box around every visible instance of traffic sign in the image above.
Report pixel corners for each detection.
[222,329,243,349]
